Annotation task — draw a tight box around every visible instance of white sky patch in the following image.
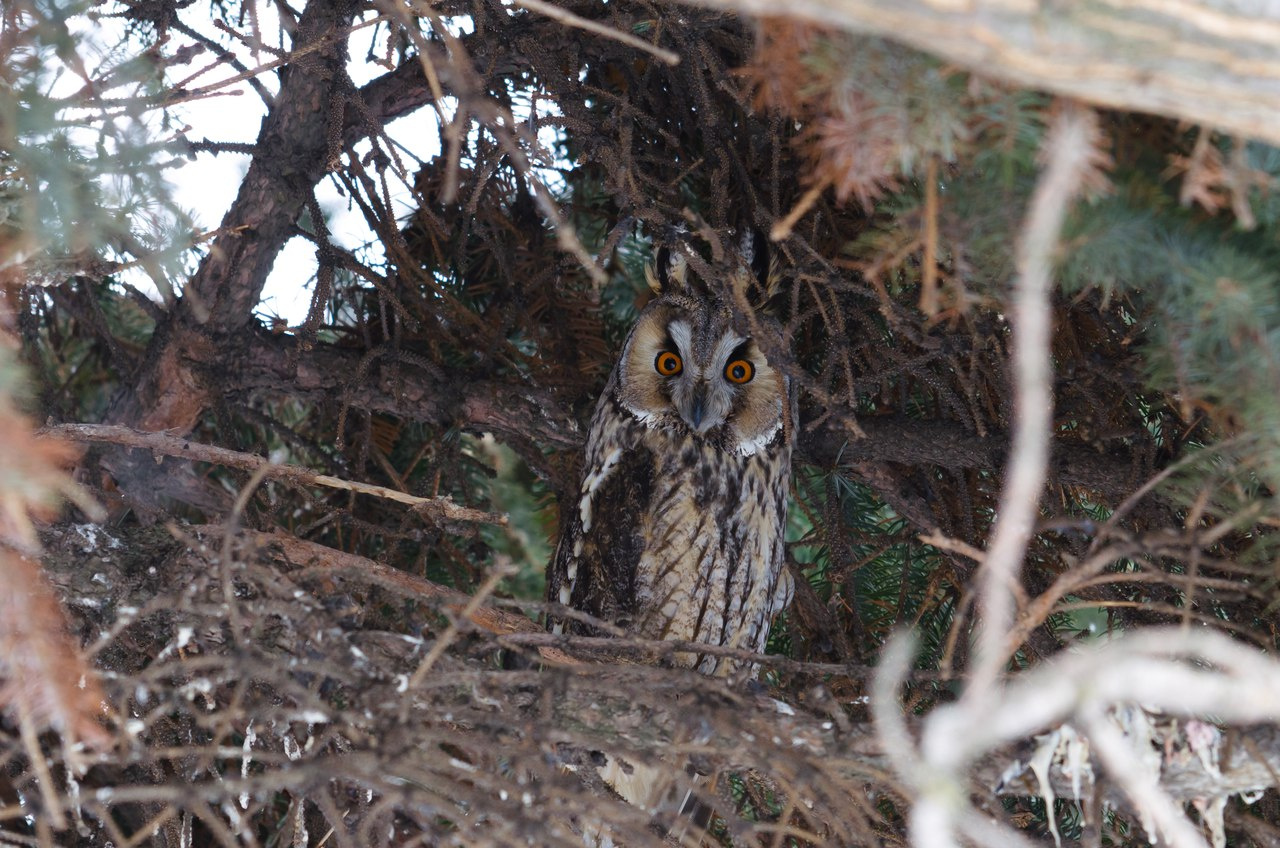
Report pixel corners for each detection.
[159,9,437,325]
[60,6,566,324]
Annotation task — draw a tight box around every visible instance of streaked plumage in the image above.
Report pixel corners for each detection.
[546,237,796,843]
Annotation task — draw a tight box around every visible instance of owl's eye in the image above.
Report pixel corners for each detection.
[655,351,683,377]
[724,359,754,384]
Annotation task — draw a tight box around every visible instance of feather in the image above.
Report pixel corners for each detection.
[549,241,795,844]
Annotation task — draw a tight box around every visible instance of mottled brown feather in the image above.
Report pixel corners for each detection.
[546,244,794,844]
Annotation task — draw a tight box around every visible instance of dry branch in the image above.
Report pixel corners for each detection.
[44,423,506,525]
[905,625,1280,848]
[969,102,1107,697]
[29,522,1280,848]
[113,0,359,439]
[887,103,1117,848]
[231,332,1152,504]
[513,0,681,65]
[246,530,881,675]
[683,0,1280,146]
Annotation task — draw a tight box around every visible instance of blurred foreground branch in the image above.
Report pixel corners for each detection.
[684,0,1280,146]
[967,102,1108,700]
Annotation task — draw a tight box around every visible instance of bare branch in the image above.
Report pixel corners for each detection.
[892,102,1110,848]
[45,424,506,525]
[513,0,681,66]
[969,102,1108,698]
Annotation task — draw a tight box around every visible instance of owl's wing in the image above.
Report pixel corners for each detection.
[547,417,654,635]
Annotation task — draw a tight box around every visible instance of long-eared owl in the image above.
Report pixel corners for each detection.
[546,237,795,676]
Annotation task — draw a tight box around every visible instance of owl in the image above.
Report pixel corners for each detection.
[546,237,796,675]
[546,238,795,844]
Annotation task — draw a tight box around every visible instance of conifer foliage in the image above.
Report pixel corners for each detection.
[4,0,1280,845]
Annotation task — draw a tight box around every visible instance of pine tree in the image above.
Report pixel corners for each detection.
[4,1,1280,845]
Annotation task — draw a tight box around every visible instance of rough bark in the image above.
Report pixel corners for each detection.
[110,0,366,436]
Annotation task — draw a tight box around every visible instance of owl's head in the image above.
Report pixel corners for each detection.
[612,240,790,455]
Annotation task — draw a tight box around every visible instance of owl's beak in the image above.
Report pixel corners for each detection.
[686,386,710,433]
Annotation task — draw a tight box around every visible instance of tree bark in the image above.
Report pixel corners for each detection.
[111,0,368,436]
[683,0,1280,146]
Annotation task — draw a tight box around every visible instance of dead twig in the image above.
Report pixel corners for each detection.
[252,529,882,678]
[917,531,984,563]
[513,0,680,66]
[43,423,507,525]
[968,101,1109,699]
[246,529,545,635]
[900,101,1111,848]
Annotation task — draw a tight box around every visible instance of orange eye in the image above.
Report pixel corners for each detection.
[724,359,754,384]
[655,351,683,377]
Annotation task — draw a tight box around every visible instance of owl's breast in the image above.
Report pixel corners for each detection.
[631,429,792,674]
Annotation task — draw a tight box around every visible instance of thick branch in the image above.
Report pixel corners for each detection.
[228,332,1151,507]
[340,51,445,149]
[683,0,1280,146]
[230,331,583,452]
[806,416,1150,502]
[115,8,443,436]
[182,4,353,333]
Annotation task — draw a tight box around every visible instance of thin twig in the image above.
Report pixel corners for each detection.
[43,423,506,525]
[919,156,940,316]
[17,707,65,830]
[918,531,984,562]
[169,16,387,102]
[513,0,681,66]
[499,631,881,677]
[251,529,551,639]
[172,18,275,107]
[770,179,829,241]
[401,560,517,715]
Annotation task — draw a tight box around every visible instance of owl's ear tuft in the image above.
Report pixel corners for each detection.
[736,229,783,314]
[646,245,690,295]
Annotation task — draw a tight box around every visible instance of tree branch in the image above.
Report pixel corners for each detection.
[805,416,1153,502]
[41,522,1280,843]
[113,0,401,437]
[44,424,507,525]
[229,331,583,452]
[225,331,1156,510]
[341,52,446,149]
[682,0,1280,146]
[968,102,1105,700]
[887,103,1112,848]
